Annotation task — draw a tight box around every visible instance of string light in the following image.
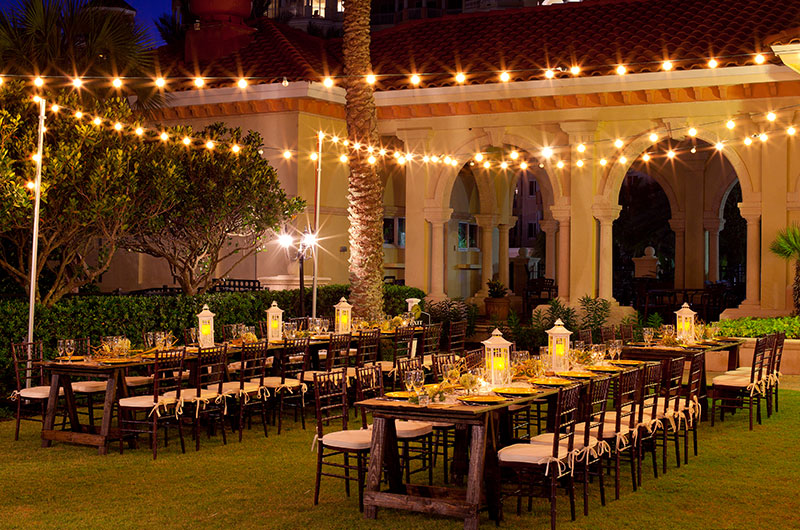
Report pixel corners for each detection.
[556,160,565,168]
[542,147,554,158]
[576,159,584,167]
[282,149,291,158]
[339,154,348,163]
[205,140,215,149]
[767,112,777,122]
[444,156,452,165]
[691,147,697,153]
[662,61,673,71]
[368,155,376,164]
[112,78,122,88]
[688,127,698,137]
[182,136,191,146]
[755,54,766,64]
[599,158,608,166]
[619,156,628,164]
[726,120,736,129]
[92,117,102,125]
[31,154,40,163]
[759,133,768,142]
[50,104,59,113]
[135,127,144,136]
[788,127,796,136]
[410,74,421,86]
[455,72,466,83]
[474,153,484,162]
[614,139,624,148]
[509,150,519,159]
[34,77,44,87]
[366,74,376,85]
[159,132,169,141]
[708,59,719,68]
[667,150,676,158]
[577,144,586,153]
[499,71,510,82]
[649,133,659,142]
[500,161,508,169]
[26,180,36,189]
[282,77,289,87]
[397,156,406,164]
[32,95,40,103]
[323,77,334,88]
[310,152,319,161]
[616,65,627,75]
[642,153,651,161]
[483,161,490,169]
[75,111,83,118]
[232,144,241,154]
[545,69,555,79]
[715,142,724,150]
[744,136,753,146]
[570,66,581,75]
[113,122,122,131]
[194,77,204,88]
[155,77,166,88]
[72,78,82,88]
[238,78,248,89]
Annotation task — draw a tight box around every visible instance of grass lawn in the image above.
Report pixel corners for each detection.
[1,388,799,529]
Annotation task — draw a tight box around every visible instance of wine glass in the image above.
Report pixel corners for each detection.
[411,370,425,397]
[321,318,330,334]
[404,370,415,393]
[57,339,66,360]
[643,328,654,346]
[65,339,75,361]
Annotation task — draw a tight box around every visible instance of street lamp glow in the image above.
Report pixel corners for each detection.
[302,232,318,248]
[278,234,294,248]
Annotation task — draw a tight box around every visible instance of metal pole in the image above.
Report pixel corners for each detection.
[298,249,306,318]
[26,98,46,385]
[311,133,322,318]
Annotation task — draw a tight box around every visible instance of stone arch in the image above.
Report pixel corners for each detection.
[709,170,740,218]
[626,162,681,218]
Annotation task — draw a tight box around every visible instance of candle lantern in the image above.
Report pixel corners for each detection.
[405,298,421,312]
[334,297,352,334]
[197,304,216,348]
[482,328,512,386]
[546,319,572,373]
[675,303,696,343]
[266,301,284,342]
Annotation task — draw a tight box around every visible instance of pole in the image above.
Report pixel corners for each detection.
[311,133,322,318]
[298,250,306,318]
[26,98,46,385]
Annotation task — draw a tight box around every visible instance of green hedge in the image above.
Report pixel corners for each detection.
[0,284,424,399]
[717,316,800,339]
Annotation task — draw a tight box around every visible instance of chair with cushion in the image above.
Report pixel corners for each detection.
[378,326,415,388]
[769,332,785,414]
[60,338,107,427]
[10,342,63,441]
[679,351,705,463]
[619,324,634,343]
[264,337,310,433]
[420,322,443,366]
[353,329,380,368]
[313,369,370,512]
[650,356,686,474]
[498,384,581,529]
[393,357,435,483]
[225,341,272,441]
[431,353,458,383]
[712,336,770,431]
[446,320,467,354]
[118,347,186,459]
[634,361,663,486]
[324,332,353,373]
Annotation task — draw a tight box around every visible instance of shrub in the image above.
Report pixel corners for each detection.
[427,298,479,340]
[716,316,800,339]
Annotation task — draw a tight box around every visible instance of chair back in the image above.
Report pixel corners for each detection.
[325,333,352,371]
[397,356,423,386]
[463,347,485,370]
[581,376,612,448]
[578,328,593,345]
[421,323,442,358]
[355,365,384,428]
[74,338,91,356]
[550,385,582,458]
[355,330,380,367]
[685,350,705,400]
[11,342,45,390]
[447,320,467,354]
[662,356,686,416]
[772,332,786,375]
[238,341,271,388]
[761,334,777,383]
[619,324,634,342]
[183,328,198,346]
[432,353,458,382]
[192,344,227,397]
[288,317,309,331]
[637,362,663,425]
[392,326,416,366]
[257,320,269,339]
[223,324,241,342]
[281,337,310,383]
[613,368,640,433]
[314,369,348,439]
[600,326,616,342]
[748,336,771,385]
[152,348,185,400]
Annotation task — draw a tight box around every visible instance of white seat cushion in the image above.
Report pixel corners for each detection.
[125,375,153,387]
[575,419,631,439]
[377,360,395,373]
[322,429,372,451]
[19,385,62,400]
[395,420,433,439]
[712,375,752,388]
[163,388,219,402]
[498,442,570,464]
[72,381,107,393]
[530,432,599,452]
[207,381,260,394]
[227,361,242,372]
[317,351,328,360]
[118,395,160,409]
[251,376,302,389]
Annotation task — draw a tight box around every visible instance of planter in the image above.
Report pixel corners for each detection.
[485,297,511,321]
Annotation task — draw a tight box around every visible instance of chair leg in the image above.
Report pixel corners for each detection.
[756,395,762,425]
[152,414,159,460]
[314,446,324,505]
[692,423,698,457]
[549,474,558,530]
[403,442,410,483]
[683,424,689,465]
[711,398,716,426]
[583,462,590,516]
[14,400,21,441]
[629,447,637,492]
[278,393,284,435]
[598,457,606,507]
[344,452,351,497]
[774,383,779,412]
[673,429,681,468]
[442,431,449,485]
[568,473,576,521]
[651,440,658,479]
[239,400,245,443]
[614,450,621,500]
[177,418,186,454]
[748,396,754,431]
[661,428,668,474]
[357,452,365,513]
[260,400,269,438]
[87,393,95,428]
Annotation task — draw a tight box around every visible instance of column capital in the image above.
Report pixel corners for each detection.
[703,217,726,233]
[498,216,517,229]
[559,121,598,141]
[550,204,571,223]
[540,219,558,234]
[668,218,686,232]
[592,204,622,223]
[474,214,499,228]
[423,207,453,225]
[737,202,762,223]
[396,127,433,149]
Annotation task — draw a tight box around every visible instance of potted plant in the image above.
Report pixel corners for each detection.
[485,279,510,320]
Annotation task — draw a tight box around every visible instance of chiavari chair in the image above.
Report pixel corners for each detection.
[712,337,770,431]
[770,332,785,413]
[634,362,663,486]
[378,326,415,388]
[600,326,616,343]
[60,337,106,427]
[420,322,443,365]
[463,347,485,370]
[619,324,634,343]
[221,340,272,441]
[10,341,61,441]
[270,337,310,433]
[578,328,593,345]
[353,329,380,368]
[446,320,467,354]
[394,356,435,484]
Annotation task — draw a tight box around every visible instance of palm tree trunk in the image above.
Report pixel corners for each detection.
[342,0,384,320]
[794,259,800,315]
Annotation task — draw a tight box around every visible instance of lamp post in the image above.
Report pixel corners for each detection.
[279,231,317,317]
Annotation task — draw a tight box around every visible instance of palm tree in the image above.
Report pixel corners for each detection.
[342,0,384,319]
[769,223,800,314]
[0,0,157,109]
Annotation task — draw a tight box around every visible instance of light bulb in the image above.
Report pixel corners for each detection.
[410,74,421,86]
[92,117,102,125]
[331,136,339,143]
[422,155,430,163]
[205,140,214,149]
[499,71,510,82]
[34,76,44,87]
[726,120,735,129]
[619,156,628,164]
[112,78,122,88]
[182,136,191,145]
[397,156,406,164]
[542,147,554,158]
[160,132,168,141]
[614,139,624,148]
[519,161,528,170]
[510,150,519,159]
[691,147,697,153]
[667,150,676,158]
[755,53,766,64]
[75,111,83,119]
[378,148,386,156]
[556,160,565,168]
[482,161,490,169]
[744,137,753,145]
[688,127,698,137]
[368,155,376,164]
[366,74,376,84]
[599,158,608,166]
[50,104,59,113]
[323,77,333,88]
[113,122,122,131]
[278,234,294,248]
[570,65,581,75]
[318,131,325,140]
[282,77,289,87]
[545,69,555,79]
[577,144,586,153]
[649,132,658,142]
[339,154,348,163]
[282,150,291,158]
[455,72,466,83]
[576,159,584,167]
[444,156,452,165]
[767,112,776,122]
[450,159,458,166]
[353,142,361,150]
[310,152,319,161]
[708,58,718,69]
[238,78,248,89]
[431,155,439,163]
[32,95,40,103]
[155,77,166,88]
[662,61,673,71]
[500,161,508,169]
[26,180,36,188]
[788,127,796,136]
[135,127,144,136]
[72,78,83,88]
[616,65,627,75]
[642,153,651,161]
[194,77,204,87]
[759,133,768,142]
[474,153,484,162]
[715,142,724,151]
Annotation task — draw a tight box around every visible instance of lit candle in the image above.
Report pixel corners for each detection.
[555,343,564,357]
[492,356,506,370]
[201,323,211,336]
[271,319,279,329]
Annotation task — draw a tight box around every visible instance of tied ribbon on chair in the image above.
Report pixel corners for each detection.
[311,433,320,452]
[213,394,228,416]
[746,379,766,397]
[542,456,567,477]
[8,390,20,402]
[685,395,702,426]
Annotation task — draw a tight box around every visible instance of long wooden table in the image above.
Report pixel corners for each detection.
[358,391,557,530]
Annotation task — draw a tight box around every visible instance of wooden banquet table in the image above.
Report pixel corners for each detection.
[358,391,557,530]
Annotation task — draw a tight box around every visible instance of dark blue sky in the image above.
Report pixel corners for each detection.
[0,0,168,46]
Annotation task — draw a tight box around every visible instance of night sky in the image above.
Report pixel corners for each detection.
[0,0,169,46]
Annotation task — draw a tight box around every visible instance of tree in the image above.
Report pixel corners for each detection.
[0,80,173,305]
[769,224,800,314]
[342,0,385,320]
[0,0,158,110]
[122,123,304,295]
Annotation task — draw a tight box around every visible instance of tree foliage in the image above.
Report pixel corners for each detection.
[121,123,304,296]
[769,223,800,314]
[0,80,171,306]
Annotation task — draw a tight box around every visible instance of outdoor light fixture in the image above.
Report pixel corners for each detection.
[662,61,673,71]
[72,78,83,88]
[194,77,204,87]
[155,77,166,88]
[547,319,572,373]
[499,71,510,82]
[197,305,216,348]
[238,78,248,88]
[323,77,334,87]
[334,297,352,334]
[266,301,284,342]
[279,231,318,317]
[688,128,698,137]
[34,77,44,87]
[366,74,376,84]
[570,66,581,75]
[675,303,696,343]
[614,139,624,148]
[112,78,122,88]
[708,58,718,68]
[483,329,512,386]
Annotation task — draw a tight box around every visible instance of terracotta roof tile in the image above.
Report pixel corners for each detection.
[159,0,800,92]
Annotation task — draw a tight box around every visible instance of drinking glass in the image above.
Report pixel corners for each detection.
[573,341,585,353]
[663,325,675,339]
[65,339,75,361]
[57,339,66,359]
[404,371,415,393]
[411,370,425,397]
[539,346,548,358]
[321,319,330,333]
[591,344,606,365]
[643,328,654,346]
[188,328,197,344]
[511,350,530,367]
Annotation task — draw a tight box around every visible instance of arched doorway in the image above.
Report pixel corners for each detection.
[719,181,747,301]
[446,165,482,300]
[509,166,548,284]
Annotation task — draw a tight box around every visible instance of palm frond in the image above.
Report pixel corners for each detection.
[770,223,800,260]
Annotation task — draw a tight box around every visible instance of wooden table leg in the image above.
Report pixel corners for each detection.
[451,424,469,486]
[727,344,741,371]
[485,412,503,523]
[98,373,118,455]
[464,421,487,530]
[41,373,61,447]
[61,375,80,430]
[364,415,402,519]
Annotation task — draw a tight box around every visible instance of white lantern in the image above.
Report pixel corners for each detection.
[482,328,512,386]
[197,304,216,348]
[675,303,696,343]
[266,301,284,342]
[546,319,572,373]
[405,297,421,312]
[334,297,352,334]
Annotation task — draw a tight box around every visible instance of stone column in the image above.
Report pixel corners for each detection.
[498,216,516,292]
[739,204,761,306]
[704,217,725,283]
[551,206,571,300]
[593,204,621,300]
[539,219,558,280]
[474,214,498,297]
[423,207,453,302]
[669,217,686,289]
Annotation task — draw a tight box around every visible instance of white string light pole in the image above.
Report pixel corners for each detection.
[311,132,323,319]
[26,97,46,382]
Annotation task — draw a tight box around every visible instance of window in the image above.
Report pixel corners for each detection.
[528,180,535,197]
[458,222,479,250]
[383,217,406,247]
[528,222,534,238]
